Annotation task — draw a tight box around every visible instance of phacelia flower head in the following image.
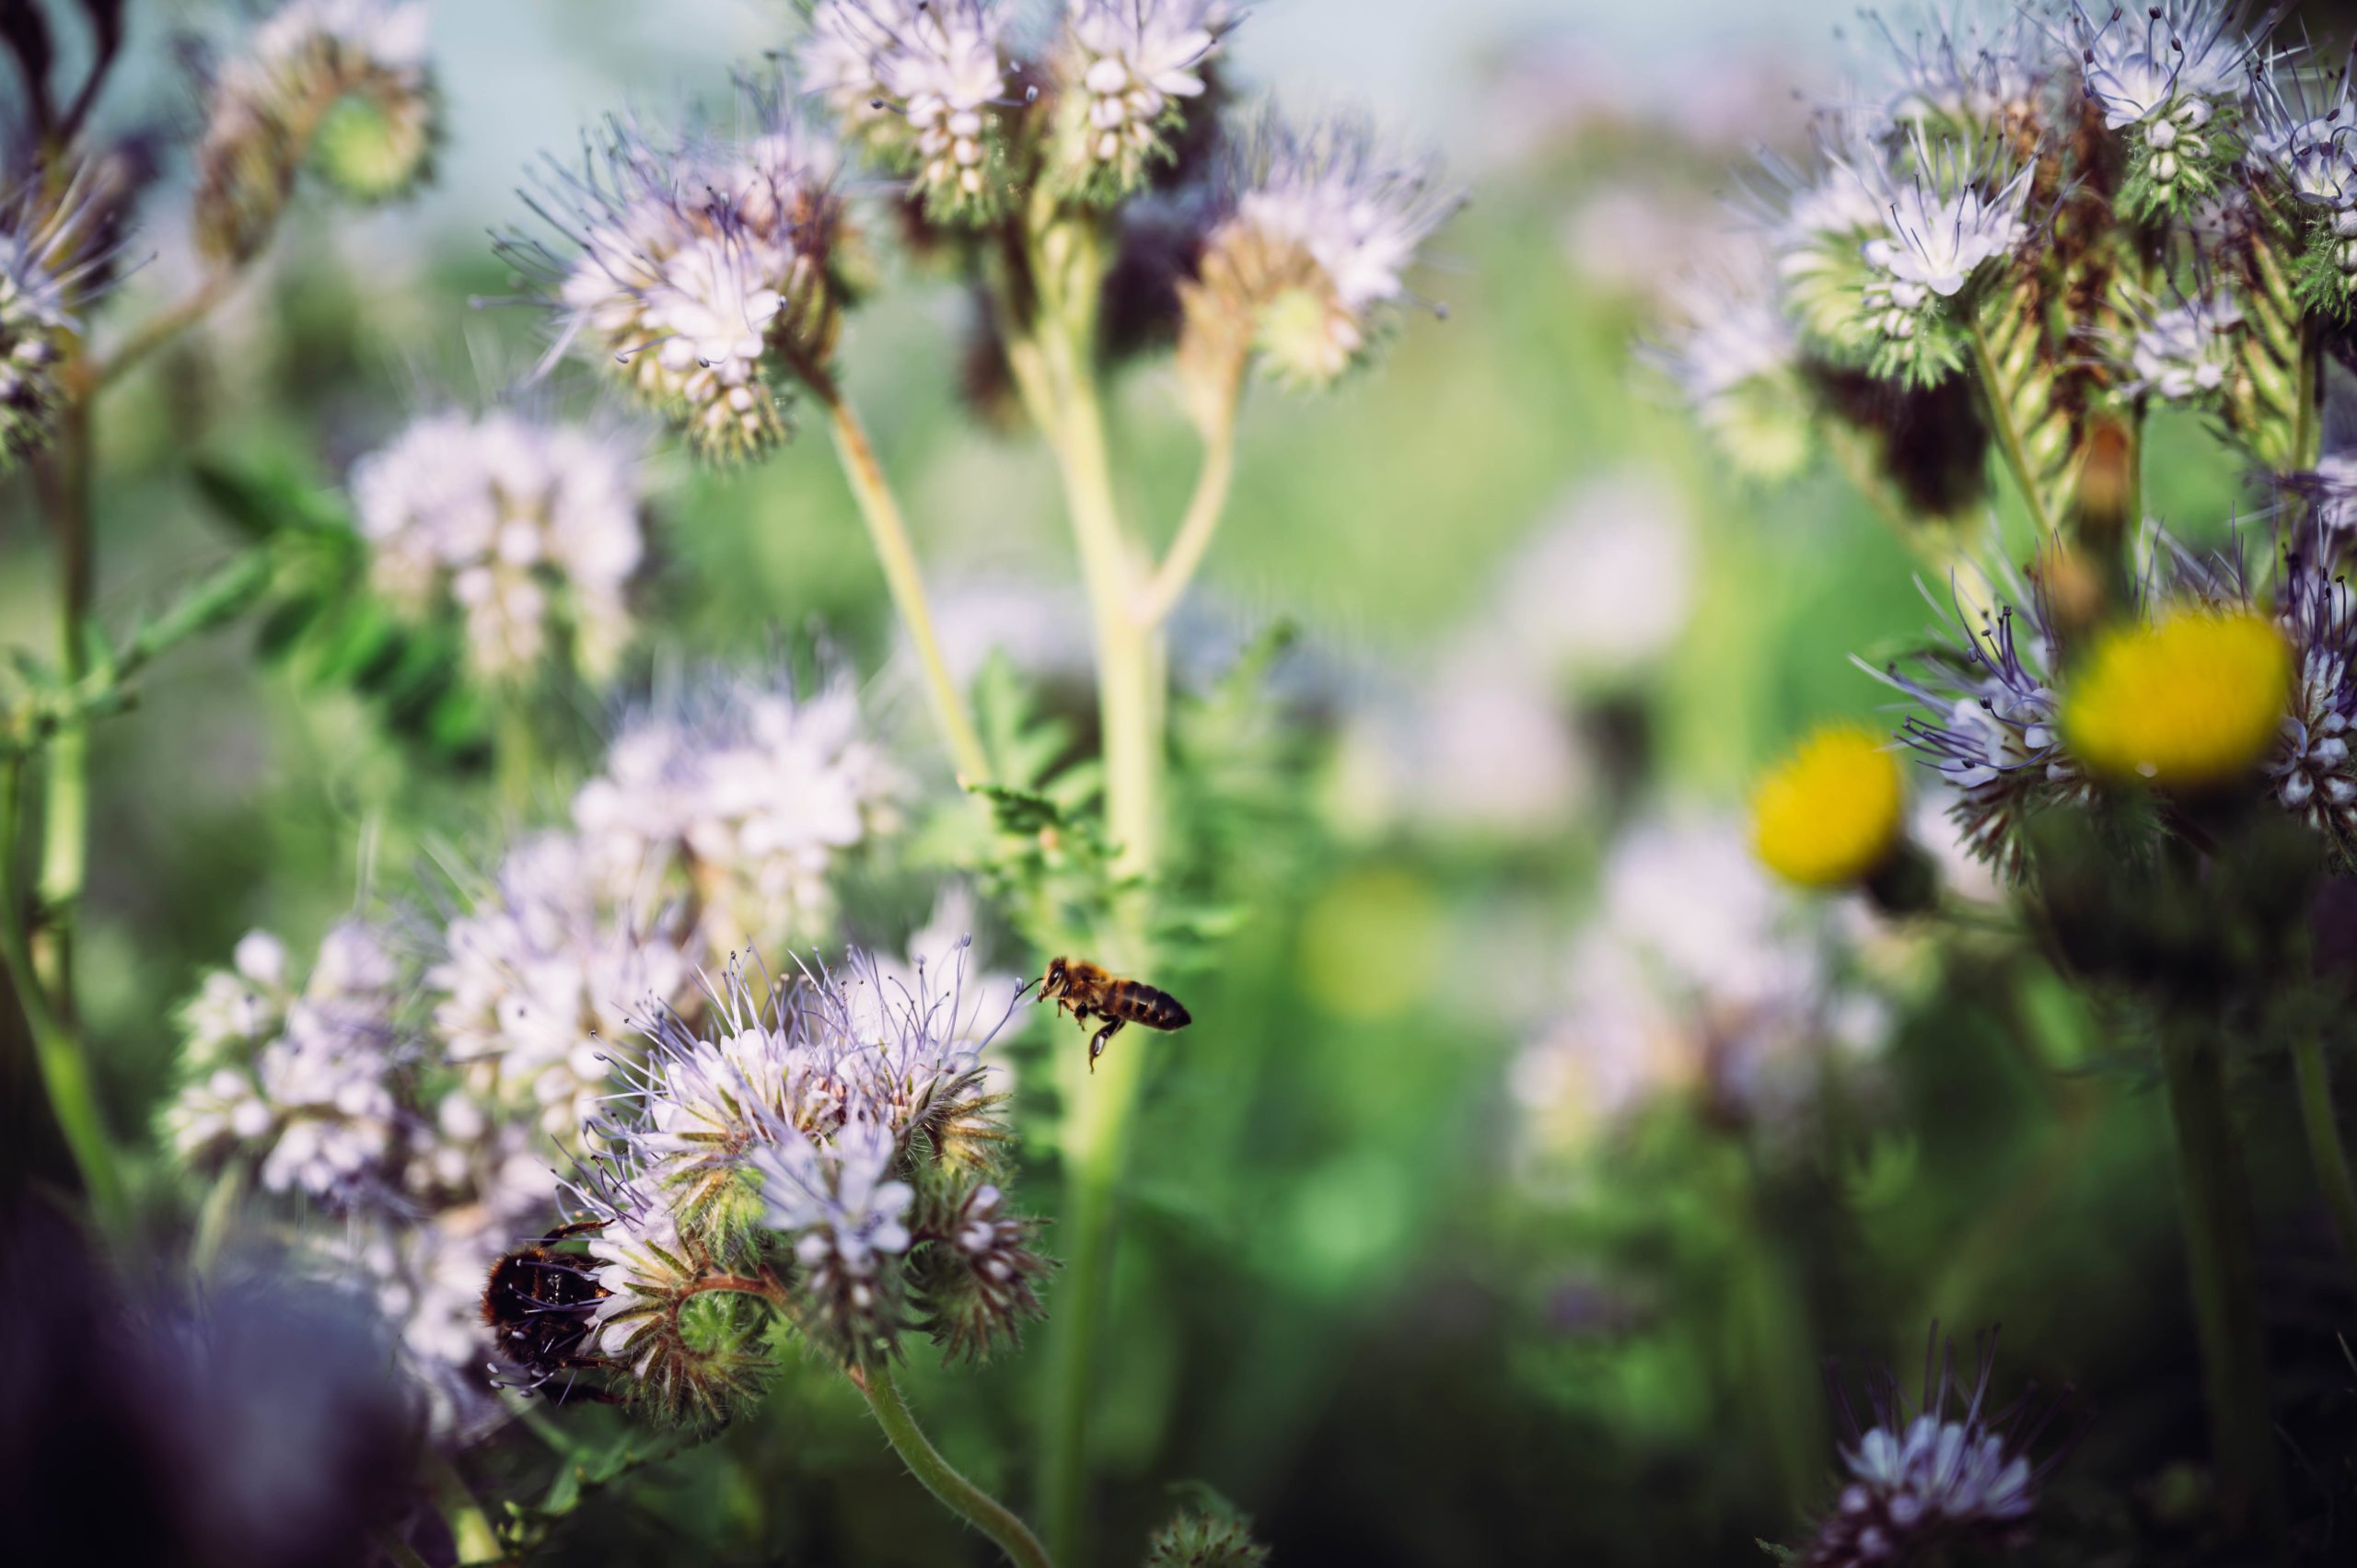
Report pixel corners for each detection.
[755,1114,913,1366]
[559,1168,771,1428]
[164,919,411,1214]
[2061,604,2292,789]
[2129,287,2245,401]
[1750,726,1909,889]
[350,408,646,685]
[1802,1327,2069,1567]
[431,830,697,1145]
[585,937,1040,1376]
[1652,239,1811,482]
[1054,0,1238,202]
[1777,117,2032,387]
[194,0,437,265]
[500,93,845,461]
[801,0,1017,221]
[1179,110,1459,398]
[572,668,901,956]
[2268,551,2357,850]
[1878,574,2084,878]
[0,172,113,470]
[2067,1,2261,213]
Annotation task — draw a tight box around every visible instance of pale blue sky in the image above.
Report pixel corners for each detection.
[410,0,1853,235]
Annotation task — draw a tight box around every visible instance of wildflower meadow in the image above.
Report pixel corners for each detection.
[13,1,2357,1564]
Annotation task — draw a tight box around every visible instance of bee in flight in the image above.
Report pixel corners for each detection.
[482,1218,616,1403]
[1038,955,1191,1071]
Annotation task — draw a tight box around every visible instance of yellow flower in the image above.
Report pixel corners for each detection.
[2061,608,2291,790]
[1750,726,1907,889]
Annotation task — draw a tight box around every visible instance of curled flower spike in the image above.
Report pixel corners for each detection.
[1179,110,1460,400]
[1802,1326,2073,1568]
[1053,0,1238,202]
[801,0,1016,221]
[911,1179,1051,1364]
[2066,1,2262,214]
[1872,572,2084,878]
[2061,605,2293,789]
[351,408,647,685]
[1867,6,2056,134]
[2268,552,2357,849]
[0,170,115,470]
[1775,115,2032,388]
[571,1176,772,1427]
[193,0,437,265]
[497,88,845,460]
[163,919,411,1214]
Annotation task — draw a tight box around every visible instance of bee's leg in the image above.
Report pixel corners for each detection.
[1088,1016,1125,1073]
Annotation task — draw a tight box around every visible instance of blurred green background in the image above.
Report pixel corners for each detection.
[11,3,2356,1564]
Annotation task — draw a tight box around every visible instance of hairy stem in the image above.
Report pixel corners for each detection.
[0,759,122,1225]
[91,272,236,390]
[2160,1028,2288,1547]
[853,1365,1056,1568]
[805,367,993,785]
[2292,1033,2357,1294]
[1966,316,2061,547]
[1135,399,1240,631]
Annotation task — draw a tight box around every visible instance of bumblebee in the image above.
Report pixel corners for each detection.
[482,1219,614,1402]
[1039,955,1191,1071]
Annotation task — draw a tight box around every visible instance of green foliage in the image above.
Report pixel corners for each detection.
[191,457,493,765]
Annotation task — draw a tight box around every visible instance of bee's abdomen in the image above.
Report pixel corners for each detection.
[1111,980,1190,1031]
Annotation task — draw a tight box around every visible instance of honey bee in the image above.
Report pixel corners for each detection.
[1038,955,1191,1071]
[482,1219,616,1402]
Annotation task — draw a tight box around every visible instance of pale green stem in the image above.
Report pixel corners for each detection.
[808,370,993,785]
[1134,399,1240,631]
[1965,316,2061,546]
[2160,1028,2289,1548]
[91,271,237,389]
[2292,1033,2357,1295]
[854,1365,1057,1568]
[2294,319,2323,474]
[0,755,122,1225]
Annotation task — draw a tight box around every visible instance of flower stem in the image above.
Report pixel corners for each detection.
[1966,315,2061,547]
[91,271,236,389]
[2159,1027,2288,1547]
[2291,1033,2357,1294]
[853,1364,1056,1568]
[1135,401,1239,631]
[0,755,122,1225]
[805,365,993,786]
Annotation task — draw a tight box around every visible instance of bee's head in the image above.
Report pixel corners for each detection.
[1043,956,1067,993]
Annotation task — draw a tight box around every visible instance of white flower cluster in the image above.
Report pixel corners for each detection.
[505,88,843,460]
[351,409,645,684]
[1510,818,1891,1157]
[801,0,1015,215]
[165,923,408,1211]
[164,917,573,1438]
[1059,0,1235,196]
[540,945,1043,1417]
[2071,0,2256,206]
[572,670,902,955]
[2131,293,2244,400]
[433,829,697,1144]
[1188,114,1459,389]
